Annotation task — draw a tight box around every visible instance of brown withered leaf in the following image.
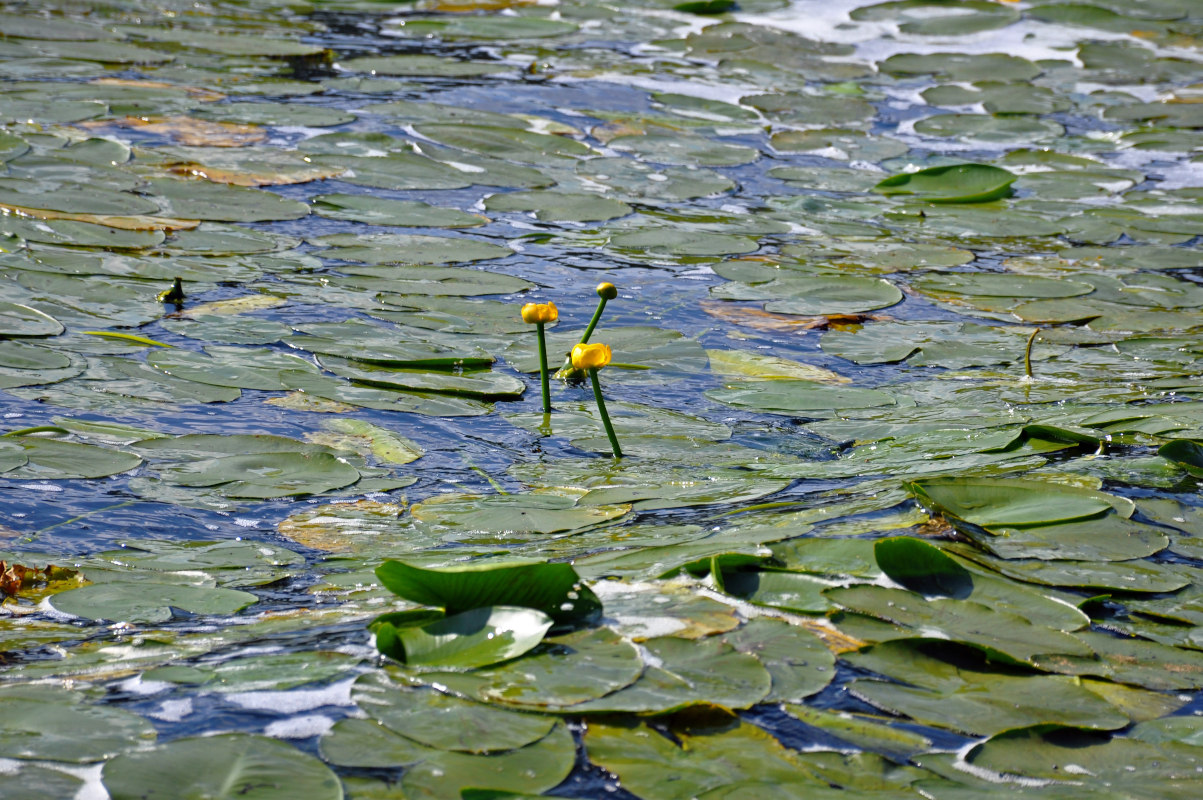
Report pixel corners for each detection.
[82,115,266,147]
[278,500,408,553]
[701,301,886,333]
[0,561,84,600]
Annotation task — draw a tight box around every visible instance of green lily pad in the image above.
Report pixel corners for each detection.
[376,558,601,628]
[965,726,1203,791]
[192,101,355,128]
[0,697,156,763]
[722,617,837,703]
[143,178,310,223]
[147,346,320,390]
[712,274,903,315]
[608,134,759,167]
[351,672,556,753]
[312,193,486,228]
[103,734,342,800]
[375,606,554,670]
[410,492,628,536]
[826,585,1091,664]
[846,639,1129,736]
[50,582,258,623]
[158,451,362,498]
[1160,439,1203,477]
[326,721,575,800]
[0,302,64,338]
[706,381,895,416]
[485,190,632,222]
[5,437,142,479]
[873,164,1016,203]
[341,54,513,78]
[311,232,512,266]
[418,627,643,709]
[319,356,525,400]
[568,635,771,713]
[414,124,594,165]
[908,476,1126,527]
[586,717,828,800]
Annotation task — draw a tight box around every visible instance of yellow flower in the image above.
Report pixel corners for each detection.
[571,342,611,371]
[596,282,617,300]
[521,301,558,325]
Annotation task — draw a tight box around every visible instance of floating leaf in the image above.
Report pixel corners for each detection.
[0,697,156,763]
[376,559,601,628]
[103,734,342,800]
[49,582,258,623]
[375,605,553,670]
[873,164,1016,203]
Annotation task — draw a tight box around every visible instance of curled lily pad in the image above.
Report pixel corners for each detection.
[1159,439,1203,477]
[376,558,601,627]
[873,164,1016,203]
[374,605,554,670]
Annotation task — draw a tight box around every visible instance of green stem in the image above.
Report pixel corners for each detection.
[580,297,608,345]
[1024,328,1038,379]
[590,368,622,459]
[25,500,136,543]
[536,322,551,413]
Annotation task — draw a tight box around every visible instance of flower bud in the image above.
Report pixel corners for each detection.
[596,282,618,301]
[521,301,558,325]
[571,342,612,371]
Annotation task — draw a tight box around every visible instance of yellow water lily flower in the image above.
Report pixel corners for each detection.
[571,342,611,371]
[521,301,558,325]
[596,282,617,300]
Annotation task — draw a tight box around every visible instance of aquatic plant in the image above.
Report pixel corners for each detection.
[521,300,558,413]
[571,342,621,458]
[557,282,617,383]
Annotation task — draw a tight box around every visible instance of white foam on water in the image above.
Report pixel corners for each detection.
[146,698,193,722]
[264,714,335,739]
[737,0,1142,65]
[225,676,356,713]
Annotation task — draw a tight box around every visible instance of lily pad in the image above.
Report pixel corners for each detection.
[0,697,156,763]
[351,672,556,753]
[50,582,258,623]
[375,606,554,670]
[103,734,342,800]
[873,164,1016,203]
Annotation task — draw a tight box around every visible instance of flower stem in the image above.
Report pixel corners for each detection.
[1024,328,1038,379]
[536,321,551,413]
[590,368,622,458]
[580,296,609,345]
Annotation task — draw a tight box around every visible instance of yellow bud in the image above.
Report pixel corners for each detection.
[596,282,617,300]
[571,342,611,371]
[521,301,558,325]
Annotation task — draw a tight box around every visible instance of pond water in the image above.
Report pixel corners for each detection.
[2,0,1203,798]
